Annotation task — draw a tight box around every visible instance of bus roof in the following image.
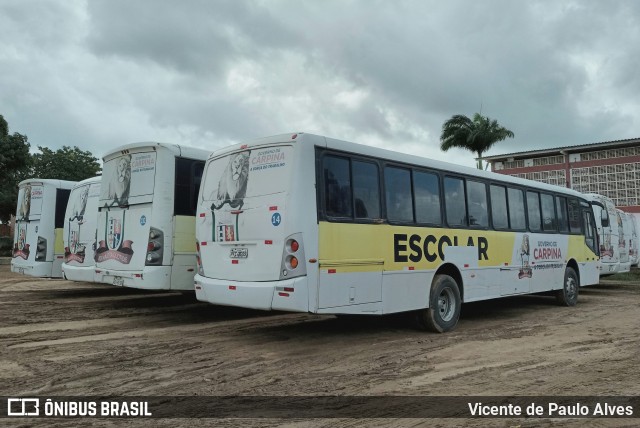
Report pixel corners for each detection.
[71,176,102,188]
[18,178,77,189]
[102,142,211,162]
[210,132,589,200]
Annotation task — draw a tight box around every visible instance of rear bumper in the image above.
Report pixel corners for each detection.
[11,260,53,277]
[95,266,174,290]
[62,263,96,283]
[194,274,309,312]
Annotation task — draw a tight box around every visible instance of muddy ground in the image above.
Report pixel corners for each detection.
[1,262,639,427]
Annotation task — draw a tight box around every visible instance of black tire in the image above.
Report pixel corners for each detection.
[415,274,461,333]
[556,267,579,306]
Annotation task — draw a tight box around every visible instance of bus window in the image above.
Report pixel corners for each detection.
[527,191,542,232]
[413,170,441,225]
[175,158,205,216]
[466,180,488,228]
[568,198,582,233]
[353,161,380,219]
[583,207,597,253]
[490,185,508,229]
[541,193,557,231]
[556,196,569,233]
[323,156,352,218]
[384,166,413,222]
[55,189,71,229]
[444,177,466,227]
[507,187,526,230]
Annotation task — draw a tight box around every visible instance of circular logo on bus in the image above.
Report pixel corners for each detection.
[140,215,147,226]
[271,213,281,226]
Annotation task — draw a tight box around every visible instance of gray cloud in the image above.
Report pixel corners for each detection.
[1,0,640,167]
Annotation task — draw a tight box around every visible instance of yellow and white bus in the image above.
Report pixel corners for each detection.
[11,179,76,277]
[194,133,599,332]
[62,176,101,282]
[95,142,210,290]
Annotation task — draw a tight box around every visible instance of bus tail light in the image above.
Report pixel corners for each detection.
[280,233,306,280]
[35,236,47,262]
[146,227,164,266]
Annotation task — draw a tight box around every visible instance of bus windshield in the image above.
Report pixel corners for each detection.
[100,151,157,206]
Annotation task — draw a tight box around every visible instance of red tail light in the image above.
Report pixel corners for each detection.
[290,240,299,252]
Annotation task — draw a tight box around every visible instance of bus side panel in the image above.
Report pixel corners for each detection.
[170,215,197,290]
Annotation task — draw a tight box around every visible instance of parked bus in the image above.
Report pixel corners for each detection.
[586,194,631,276]
[11,179,76,277]
[61,176,101,282]
[194,133,600,332]
[95,142,209,290]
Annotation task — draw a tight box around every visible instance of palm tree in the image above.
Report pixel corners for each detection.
[440,113,514,169]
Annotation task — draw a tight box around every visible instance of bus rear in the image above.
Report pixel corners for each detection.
[11,180,74,277]
[62,177,101,282]
[195,134,318,311]
[96,145,170,289]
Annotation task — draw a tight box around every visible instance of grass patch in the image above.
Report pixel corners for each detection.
[602,269,640,282]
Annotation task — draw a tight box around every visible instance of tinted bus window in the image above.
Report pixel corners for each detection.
[444,177,466,227]
[541,193,557,231]
[490,185,508,229]
[467,180,488,228]
[556,196,569,233]
[568,198,582,233]
[413,171,441,224]
[175,158,205,216]
[508,188,526,230]
[527,191,542,232]
[385,166,413,222]
[353,161,380,219]
[55,189,71,228]
[324,156,352,218]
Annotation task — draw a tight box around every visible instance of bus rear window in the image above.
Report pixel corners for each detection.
[100,151,157,206]
[202,146,292,209]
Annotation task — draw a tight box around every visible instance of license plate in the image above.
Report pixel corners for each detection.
[113,276,124,286]
[230,248,248,259]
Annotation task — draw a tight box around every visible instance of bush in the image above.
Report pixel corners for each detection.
[0,236,12,257]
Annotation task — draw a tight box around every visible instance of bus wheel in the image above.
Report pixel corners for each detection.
[556,267,579,306]
[415,274,461,333]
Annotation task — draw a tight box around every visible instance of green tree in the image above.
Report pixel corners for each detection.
[0,115,31,224]
[440,113,515,169]
[31,145,101,181]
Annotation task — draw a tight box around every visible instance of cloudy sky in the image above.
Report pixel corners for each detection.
[2,0,640,168]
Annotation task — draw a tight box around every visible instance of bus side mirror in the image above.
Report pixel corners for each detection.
[601,210,609,228]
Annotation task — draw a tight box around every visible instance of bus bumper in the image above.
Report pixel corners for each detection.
[62,264,96,283]
[11,260,53,277]
[194,274,309,312]
[96,266,175,290]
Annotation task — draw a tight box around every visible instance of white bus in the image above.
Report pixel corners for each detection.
[94,142,210,290]
[11,179,76,277]
[61,176,101,282]
[194,133,600,332]
[586,194,631,276]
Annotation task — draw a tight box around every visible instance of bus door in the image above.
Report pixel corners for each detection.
[581,204,600,285]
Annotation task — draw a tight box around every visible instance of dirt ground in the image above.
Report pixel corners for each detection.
[1,262,639,427]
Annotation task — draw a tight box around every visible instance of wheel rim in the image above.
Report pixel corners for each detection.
[565,275,577,300]
[438,287,456,322]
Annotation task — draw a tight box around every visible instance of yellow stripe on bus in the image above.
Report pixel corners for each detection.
[54,228,65,254]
